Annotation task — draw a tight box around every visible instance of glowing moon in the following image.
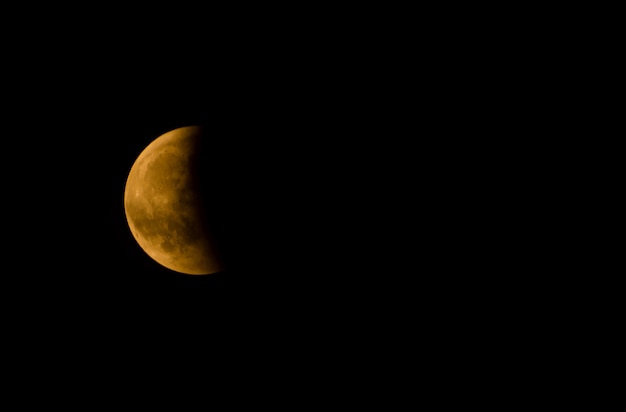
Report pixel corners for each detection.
[124,125,223,275]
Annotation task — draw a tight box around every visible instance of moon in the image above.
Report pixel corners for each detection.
[123,125,223,275]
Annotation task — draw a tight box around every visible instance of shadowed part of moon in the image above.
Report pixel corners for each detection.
[124,125,223,275]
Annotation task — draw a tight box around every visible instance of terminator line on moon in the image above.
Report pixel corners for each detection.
[123,125,223,275]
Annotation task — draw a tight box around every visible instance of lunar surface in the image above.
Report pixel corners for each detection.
[124,125,223,275]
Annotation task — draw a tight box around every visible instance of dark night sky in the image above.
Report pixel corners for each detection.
[1,6,559,405]
[6,40,386,335]
[2,4,489,341]
[1,11,429,401]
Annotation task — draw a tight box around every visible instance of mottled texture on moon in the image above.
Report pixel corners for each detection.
[124,126,222,275]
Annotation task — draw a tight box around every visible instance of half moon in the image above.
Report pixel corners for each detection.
[123,125,223,275]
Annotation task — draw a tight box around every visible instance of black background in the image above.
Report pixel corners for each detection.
[1,6,524,402]
[0,5,572,407]
[2,11,413,384]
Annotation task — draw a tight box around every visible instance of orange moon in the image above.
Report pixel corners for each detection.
[123,125,223,275]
